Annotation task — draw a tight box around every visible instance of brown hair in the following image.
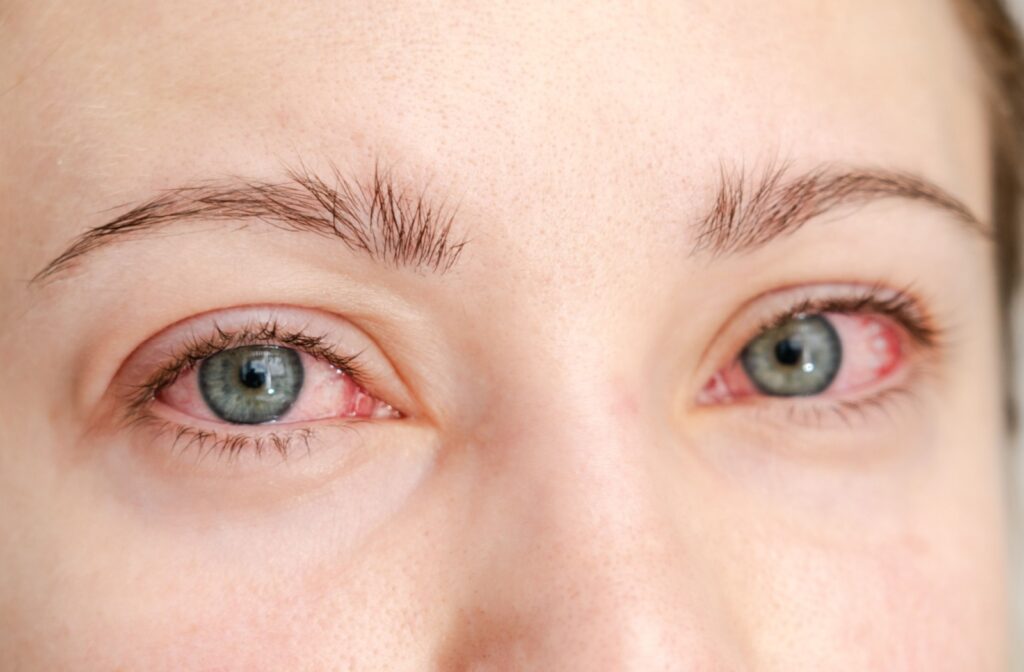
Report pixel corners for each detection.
[957,0,1024,427]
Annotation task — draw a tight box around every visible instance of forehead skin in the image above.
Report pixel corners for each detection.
[0,0,1007,670]
[0,0,991,274]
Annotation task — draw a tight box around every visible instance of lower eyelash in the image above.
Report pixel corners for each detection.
[790,387,918,428]
[128,414,316,463]
[745,357,937,433]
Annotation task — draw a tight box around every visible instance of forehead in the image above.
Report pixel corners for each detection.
[0,0,991,274]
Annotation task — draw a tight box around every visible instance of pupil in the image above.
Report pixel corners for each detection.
[774,338,803,367]
[239,360,268,389]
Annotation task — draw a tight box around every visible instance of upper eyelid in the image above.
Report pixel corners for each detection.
[755,291,938,347]
[163,321,368,385]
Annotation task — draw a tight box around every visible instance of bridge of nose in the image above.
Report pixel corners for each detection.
[423,354,750,669]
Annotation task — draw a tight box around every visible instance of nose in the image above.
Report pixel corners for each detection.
[436,376,748,670]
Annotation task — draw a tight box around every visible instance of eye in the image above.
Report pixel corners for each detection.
[159,344,398,426]
[699,302,914,406]
[110,305,413,465]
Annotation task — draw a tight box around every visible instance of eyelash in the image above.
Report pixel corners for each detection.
[123,320,373,460]
[750,284,939,349]
[131,418,317,462]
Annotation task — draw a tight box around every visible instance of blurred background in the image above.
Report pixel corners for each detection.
[1008,0,1024,661]
[987,0,1022,663]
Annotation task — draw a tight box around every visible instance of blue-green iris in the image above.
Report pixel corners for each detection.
[741,315,841,397]
[199,345,304,424]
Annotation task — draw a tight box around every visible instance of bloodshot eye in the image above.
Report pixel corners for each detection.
[700,311,906,405]
[158,344,399,425]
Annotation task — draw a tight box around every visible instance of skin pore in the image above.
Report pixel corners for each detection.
[0,0,1010,669]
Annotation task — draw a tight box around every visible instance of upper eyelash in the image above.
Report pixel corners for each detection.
[124,319,369,418]
[752,283,941,349]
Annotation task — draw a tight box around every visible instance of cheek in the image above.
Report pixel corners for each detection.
[744,530,1005,666]
[27,527,397,670]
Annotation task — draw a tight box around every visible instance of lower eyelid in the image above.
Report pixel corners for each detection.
[148,417,314,461]
[106,413,442,516]
[121,413,360,477]
[716,386,926,437]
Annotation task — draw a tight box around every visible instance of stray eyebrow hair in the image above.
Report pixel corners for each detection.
[33,164,466,283]
[692,162,991,256]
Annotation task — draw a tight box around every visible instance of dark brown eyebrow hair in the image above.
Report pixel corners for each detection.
[691,162,991,256]
[32,164,467,283]
[34,161,985,283]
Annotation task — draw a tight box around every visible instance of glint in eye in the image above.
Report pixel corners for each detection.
[699,312,904,405]
[159,344,399,425]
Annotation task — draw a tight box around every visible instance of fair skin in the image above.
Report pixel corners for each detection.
[0,0,1009,669]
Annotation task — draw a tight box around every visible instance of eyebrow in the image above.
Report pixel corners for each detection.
[33,164,467,282]
[34,161,987,283]
[691,162,990,256]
